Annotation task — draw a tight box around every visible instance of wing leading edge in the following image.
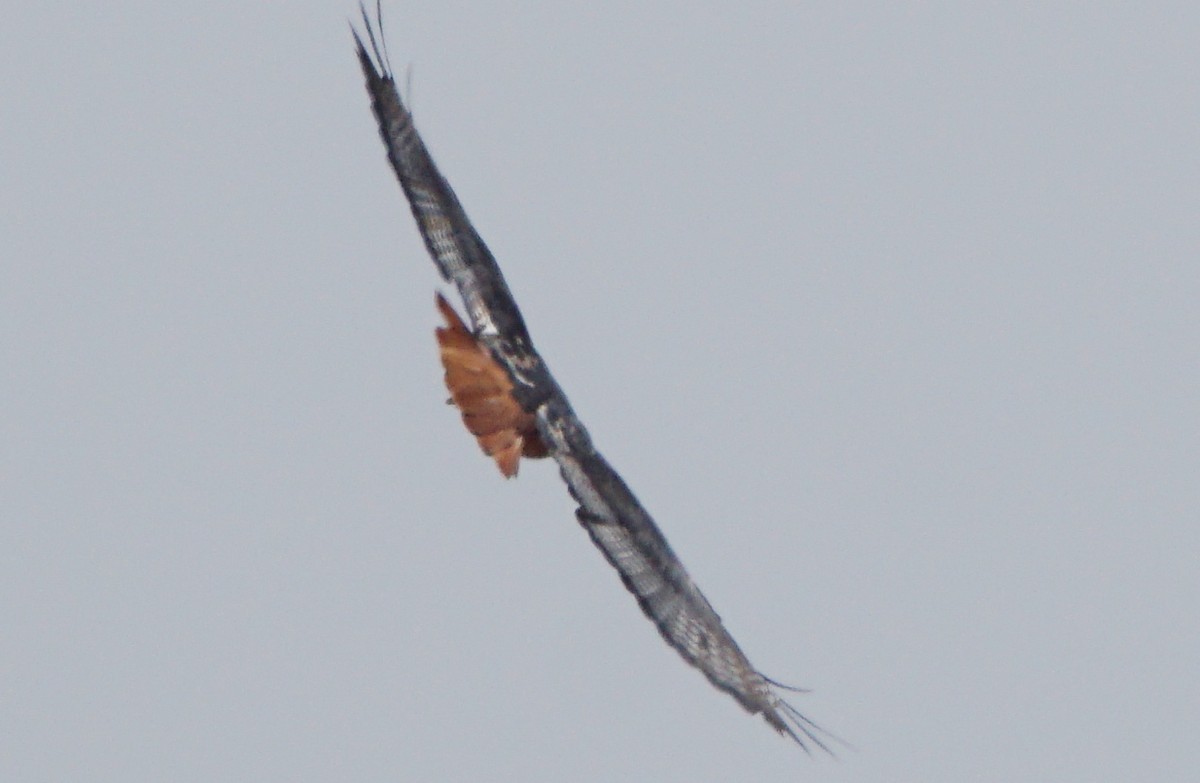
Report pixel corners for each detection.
[353,4,834,753]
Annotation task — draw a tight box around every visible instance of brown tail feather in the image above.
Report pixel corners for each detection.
[434,293,547,477]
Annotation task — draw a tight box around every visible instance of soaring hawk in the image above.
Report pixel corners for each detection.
[353,4,835,753]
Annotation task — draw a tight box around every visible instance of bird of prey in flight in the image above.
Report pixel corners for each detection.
[353,3,835,753]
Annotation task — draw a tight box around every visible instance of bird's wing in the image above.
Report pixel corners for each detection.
[353,4,833,752]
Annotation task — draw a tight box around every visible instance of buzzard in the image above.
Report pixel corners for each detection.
[353,4,835,753]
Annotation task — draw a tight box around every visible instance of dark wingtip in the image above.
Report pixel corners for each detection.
[350,25,371,70]
[352,0,392,80]
[768,693,852,757]
[763,674,812,694]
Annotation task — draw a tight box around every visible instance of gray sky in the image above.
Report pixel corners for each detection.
[3,2,1197,780]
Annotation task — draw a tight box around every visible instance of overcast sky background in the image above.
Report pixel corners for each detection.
[3,2,1197,781]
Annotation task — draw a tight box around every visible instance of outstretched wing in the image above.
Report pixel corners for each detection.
[353,4,833,753]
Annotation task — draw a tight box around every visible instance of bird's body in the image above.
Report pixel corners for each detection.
[436,292,547,477]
